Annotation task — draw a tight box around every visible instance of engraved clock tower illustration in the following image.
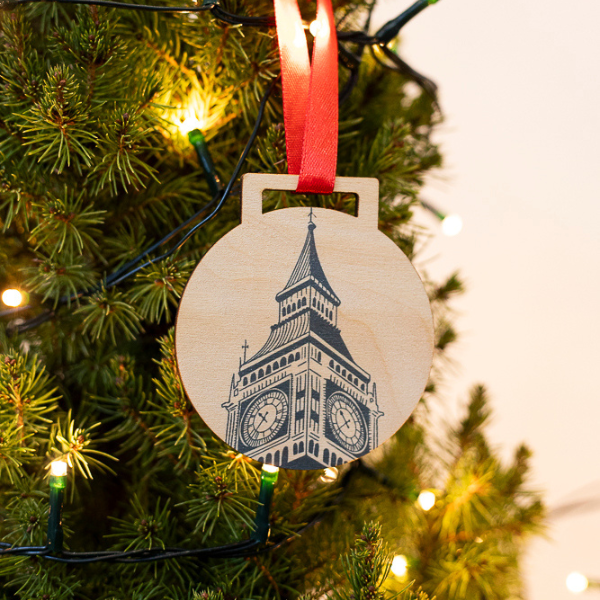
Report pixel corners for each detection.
[222,212,384,469]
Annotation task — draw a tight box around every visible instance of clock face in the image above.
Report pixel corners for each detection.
[326,393,368,454]
[240,390,289,448]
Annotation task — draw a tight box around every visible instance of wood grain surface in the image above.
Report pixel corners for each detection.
[175,174,434,469]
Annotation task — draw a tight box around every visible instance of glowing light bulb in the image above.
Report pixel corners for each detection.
[309,18,329,39]
[566,573,589,594]
[309,19,321,36]
[391,555,408,578]
[2,288,23,307]
[262,464,279,474]
[418,490,436,511]
[179,116,205,136]
[320,467,338,483]
[441,214,463,237]
[50,460,68,477]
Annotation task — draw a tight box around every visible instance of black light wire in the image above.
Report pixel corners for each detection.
[107,76,276,290]
[0,0,438,330]
[0,0,428,40]
[0,0,439,567]
[0,459,374,564]
[6,78,276,334]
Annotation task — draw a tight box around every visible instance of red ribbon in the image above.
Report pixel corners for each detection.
[273,0,338,194]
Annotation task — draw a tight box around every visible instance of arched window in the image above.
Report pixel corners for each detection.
[347,372,352,380]
[318,352,322,363]
[282,447,289,464]
[266,453,272,465]
[361,384,365,391]
[243,377,248,385]
[329,360,335,368]
[293,443,298,455]
[299,441,304,453]
[309,439,314,454]
[323,449,329,464]
[259,457,264,463]
[266,365,271,375]
[292,303,296,311]
[259,369,264,378]
[342,369,346,377]
[314,443,319,456]
[274,361,279,370]
[251,373,256,382]
[302,297,307,306]
[337,457,343,466]
[288,354,294,363]
[331,453,337,466]
[274,450,280,466]
[281,357,286,367]
[336,365,340,373]
[312,298,316,307]
[295,352,300,361]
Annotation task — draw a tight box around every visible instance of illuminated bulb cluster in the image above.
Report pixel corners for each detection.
[391,554,408,578]
[566,573,589,594]
[2,288,23,307]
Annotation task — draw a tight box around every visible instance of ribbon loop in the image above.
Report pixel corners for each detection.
[273,0,338,194]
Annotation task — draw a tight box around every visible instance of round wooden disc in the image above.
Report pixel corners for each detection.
[176,175,433,470]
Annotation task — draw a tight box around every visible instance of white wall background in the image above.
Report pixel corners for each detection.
[370,1,600,598]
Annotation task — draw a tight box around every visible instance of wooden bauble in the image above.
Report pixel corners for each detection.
[176,174,433,470]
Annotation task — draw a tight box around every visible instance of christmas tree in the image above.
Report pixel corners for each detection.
[0,0,544,598]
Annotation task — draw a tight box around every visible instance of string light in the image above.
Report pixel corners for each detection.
[50,460,68,477]
[1,289,23,307]
[186,128,223,197]
[391,554,408,578]
[0,459,426,564]
[251,465,279,543]
[417,490,435,511]
[308,18,329,40]
[309,19,321,36]
[566,573,589,594]
[262,464,279,475]
[441,214,463,237]
[47,460,68,553]
[420,199,463,237]
[319,467,338,483]
[179,116,206,136]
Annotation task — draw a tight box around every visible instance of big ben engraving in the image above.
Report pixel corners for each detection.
[222,212,383,469]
